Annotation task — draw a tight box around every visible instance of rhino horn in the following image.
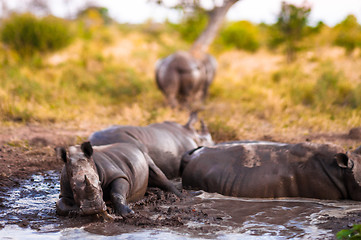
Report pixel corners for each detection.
[84,175,97,195]
[84,175,91,186]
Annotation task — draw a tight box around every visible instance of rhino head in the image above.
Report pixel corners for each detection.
[335,145,361,200]
[59,142,107,215]
[184,111,214,146]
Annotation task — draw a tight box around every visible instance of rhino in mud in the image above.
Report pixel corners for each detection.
[88,112,213,179]
[155,51,217,108]
[56,142,181,217]
[180,141,361,200]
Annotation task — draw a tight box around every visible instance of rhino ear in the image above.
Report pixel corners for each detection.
[185,111,198,130]
[335,153,354,169]
[55,147,67,163]
[81,142,93,159]
[200,119,209,134]
[353,146,361,155]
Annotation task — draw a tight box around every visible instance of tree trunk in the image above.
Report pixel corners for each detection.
[190,0,239,58]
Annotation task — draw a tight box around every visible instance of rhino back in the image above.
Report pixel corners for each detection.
[144,122,198,178]
[93,144,149,202]
[89,126,142,148]
[182,142,347,199]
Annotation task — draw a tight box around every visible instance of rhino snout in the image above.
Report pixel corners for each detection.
[79,199,107,216]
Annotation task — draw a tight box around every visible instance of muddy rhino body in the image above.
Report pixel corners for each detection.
[57,142,180,216]
[89,113,213,179]
[181,141,361,200]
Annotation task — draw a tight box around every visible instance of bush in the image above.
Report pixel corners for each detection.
[288,62,357,110]
[208,117,238,142]
[0,13,74,57]
[219,21,260,52]
[334,15,361,55]
[168,8,208,43]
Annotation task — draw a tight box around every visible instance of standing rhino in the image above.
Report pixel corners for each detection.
[89,112,213,179]
[155,51,217,108]
[181,141,361,200]
[56,142,181,217]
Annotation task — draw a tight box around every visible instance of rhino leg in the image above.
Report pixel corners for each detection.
[161,71,180,108]
[167,94,178,108]
[145,154,182,197]
[56,197,79,216]
[109,178,134,217]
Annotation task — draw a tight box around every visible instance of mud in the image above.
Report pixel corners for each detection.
[0,124,361,239]
[1,171,361,239]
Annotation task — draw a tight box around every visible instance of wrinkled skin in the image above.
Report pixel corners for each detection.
[89,112,213,179]
[155,51,217,108]
[56,142,181,217]
[181,141,361,200]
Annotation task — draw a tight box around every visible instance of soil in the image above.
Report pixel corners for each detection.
[0,123,361,237]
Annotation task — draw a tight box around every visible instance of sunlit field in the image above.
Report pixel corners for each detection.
[1,20,360,145]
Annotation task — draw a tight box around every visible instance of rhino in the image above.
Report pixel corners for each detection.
[180,141,361,200]
[155,51,217,108]
[89,112,213,179]
[56,142,181,217]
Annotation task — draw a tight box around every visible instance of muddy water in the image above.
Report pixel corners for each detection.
[0,171,360,239]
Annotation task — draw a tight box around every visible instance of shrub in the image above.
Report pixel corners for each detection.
[334,15,361,55]
[219,21,260,52]
[208,118,238,142]
[168,8,208,43]
[313,66,351,107]
[288,62,357,110]
[0,13,74,57]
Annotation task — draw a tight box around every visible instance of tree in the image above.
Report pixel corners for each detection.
[154,0,240,57]
[189,0,239,57]
[272,1,311,62]
[334,14,361,55]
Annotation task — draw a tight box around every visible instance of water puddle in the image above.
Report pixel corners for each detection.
[0,171,360,239]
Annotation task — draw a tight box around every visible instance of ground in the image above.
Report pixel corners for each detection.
[0,123,360,237]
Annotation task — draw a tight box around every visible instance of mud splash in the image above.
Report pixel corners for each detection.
[0,171,360,239]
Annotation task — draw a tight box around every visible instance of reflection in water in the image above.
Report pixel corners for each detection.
[1,172,360,239]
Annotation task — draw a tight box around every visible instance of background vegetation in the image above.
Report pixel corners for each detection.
[0,3,360,147]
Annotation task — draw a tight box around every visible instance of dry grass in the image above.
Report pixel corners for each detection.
[0,23,360,144]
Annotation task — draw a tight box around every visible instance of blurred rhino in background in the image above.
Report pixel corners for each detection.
[155,51,216,109]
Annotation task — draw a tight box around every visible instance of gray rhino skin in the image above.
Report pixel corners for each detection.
[56,142,181,217]
[89,112,213,179]
[181,141,361,200]
[155,51,217,108]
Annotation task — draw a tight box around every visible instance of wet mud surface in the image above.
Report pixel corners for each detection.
[1,171,361,239]
[0,124,361,239]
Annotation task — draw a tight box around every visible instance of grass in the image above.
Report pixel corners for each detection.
[0,22,360,144]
